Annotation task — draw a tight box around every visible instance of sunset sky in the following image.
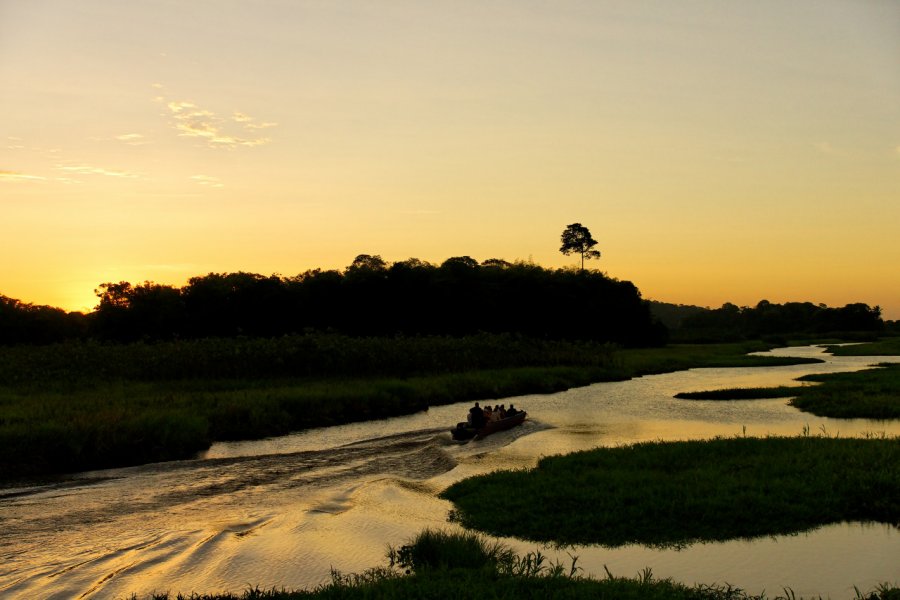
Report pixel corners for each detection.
[2,1,899,318]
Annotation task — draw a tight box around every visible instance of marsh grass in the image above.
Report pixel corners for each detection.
[792,364,900,419]
[675,364,900,419]
[0,366,604,480]
[0,337,821,480]
[824,338,900,356]
[674,386,805,400]
[125,530,900,599]
[616,342,823,377]
[440,436,900,547]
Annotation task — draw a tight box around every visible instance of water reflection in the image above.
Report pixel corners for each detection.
[1,346,898,599]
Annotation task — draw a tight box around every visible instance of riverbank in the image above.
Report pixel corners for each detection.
[673,338,900,419]
[0,336,820,481]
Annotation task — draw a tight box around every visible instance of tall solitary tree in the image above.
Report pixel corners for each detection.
[559,223,601,271]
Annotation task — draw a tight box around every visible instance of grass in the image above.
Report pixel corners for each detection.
[0,337,822,481]
[674,363,900,419]
[125,530,900,599]
[824,338,900,356]
[674,387,805,400]
[0,366,606,480]
[791,364,900,419]
[440,436,900,547]
[615,341,823,377]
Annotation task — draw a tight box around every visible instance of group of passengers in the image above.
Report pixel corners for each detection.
[466,401,520,429]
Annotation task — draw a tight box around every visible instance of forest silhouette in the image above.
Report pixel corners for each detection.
[0,255,890,347]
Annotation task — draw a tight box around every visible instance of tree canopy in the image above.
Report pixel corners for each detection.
[559,223,601,270]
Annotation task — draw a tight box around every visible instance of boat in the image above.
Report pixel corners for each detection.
[450,411,527,441]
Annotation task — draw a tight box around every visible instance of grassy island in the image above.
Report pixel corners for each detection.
[440,436,900,547]
[675,363,900,420]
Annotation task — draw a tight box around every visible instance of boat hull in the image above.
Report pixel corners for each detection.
[450,411,527,441]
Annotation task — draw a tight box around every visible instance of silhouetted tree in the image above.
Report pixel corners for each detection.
[0,294,87,345]
[481,258,511,268]
[346,254,388,273]
[560,223,601,271]
[441,256,479,269]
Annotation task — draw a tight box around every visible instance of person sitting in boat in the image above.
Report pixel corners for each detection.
[497,404,507,419]
[490,405,503,422]
[468,402,485,428]
[483,405,493,422]
[506,404,518,417]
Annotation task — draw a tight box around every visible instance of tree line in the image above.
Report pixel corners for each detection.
[1,256,667,346]
[4,257,892,347]
[657,299,887,342]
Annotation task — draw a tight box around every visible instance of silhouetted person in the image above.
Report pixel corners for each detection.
[506,404,518,417]
[469,402,485,428]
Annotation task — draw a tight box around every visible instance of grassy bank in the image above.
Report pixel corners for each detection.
[675,387,803,400]
[824,338,900,356]
[128,530,900,600]
[440,436,900,547]
[674,363,900,419]
[0,336,819,481]
[0,365,605,480]
[792,364,900,419]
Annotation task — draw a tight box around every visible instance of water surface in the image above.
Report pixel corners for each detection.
[2,345,898,599]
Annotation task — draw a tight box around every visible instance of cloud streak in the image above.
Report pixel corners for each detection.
[58,165,140,178]
[190,174,224,188]
[163,99,275,149]
[115,133,148,145]
[0,170,46,182]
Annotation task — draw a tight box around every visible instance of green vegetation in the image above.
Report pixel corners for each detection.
[440,436,900,547]
[0,337,821,481]
[674,387,804,400]
[792,364,900,419]
[824,338,900,356]
[0,365,606,480]
[615,341,822,377]
[674,363,900,420]
[125,530,900,599]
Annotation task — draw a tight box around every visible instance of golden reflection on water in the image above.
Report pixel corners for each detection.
[2,346,899,599]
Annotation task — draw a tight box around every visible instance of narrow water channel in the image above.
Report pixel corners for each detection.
[2,346,898,599]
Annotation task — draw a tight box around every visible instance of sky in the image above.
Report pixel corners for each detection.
[2,0,899,318]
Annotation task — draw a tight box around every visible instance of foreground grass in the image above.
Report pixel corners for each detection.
[0,337,820,481]
[440,436,900,547]
[128,530,900,600]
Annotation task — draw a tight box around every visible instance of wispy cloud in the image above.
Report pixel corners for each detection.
[232,112,277,130]
[162,98,274,149]
[115,133,149,145]
[0,170,46,182]
[190,174,224,188]
[58,165,140,178]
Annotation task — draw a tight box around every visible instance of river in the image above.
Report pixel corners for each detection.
[1,345,898,599]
